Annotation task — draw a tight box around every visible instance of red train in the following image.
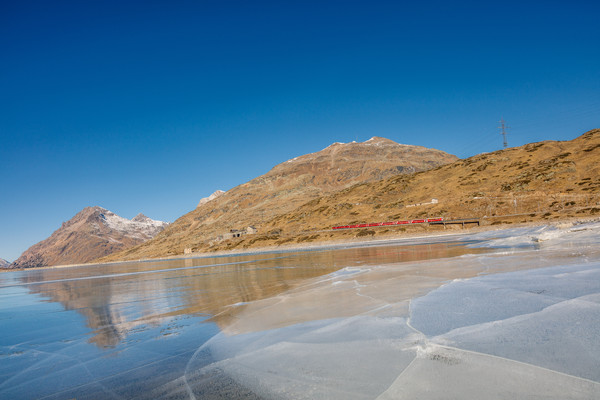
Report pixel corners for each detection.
[332,217,443,230]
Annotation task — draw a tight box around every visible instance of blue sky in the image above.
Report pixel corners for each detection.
[1,1,599,261]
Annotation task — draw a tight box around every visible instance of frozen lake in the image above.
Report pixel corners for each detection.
[1,223,600,399]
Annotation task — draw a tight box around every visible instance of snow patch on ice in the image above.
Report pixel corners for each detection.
[329,266,368,277]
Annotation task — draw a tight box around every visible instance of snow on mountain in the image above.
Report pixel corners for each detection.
[97,209,169,240]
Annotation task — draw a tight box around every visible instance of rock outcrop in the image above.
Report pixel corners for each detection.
[197,190,226,208]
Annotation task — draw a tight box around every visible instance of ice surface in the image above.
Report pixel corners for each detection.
[466,220,600,251]
[376,344,599,400]
[188,222,600,399]
[2,221,600,399]
[415,264,600,381]
[185,316,419,399]
[0,314,217,399]
[187,258,600,398]
[409,263,600,336]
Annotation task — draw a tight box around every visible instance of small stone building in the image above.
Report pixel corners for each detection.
[218,226,258,241]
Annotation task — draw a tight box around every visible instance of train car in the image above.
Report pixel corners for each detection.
[333,217,443,230]
[426,217,444,223]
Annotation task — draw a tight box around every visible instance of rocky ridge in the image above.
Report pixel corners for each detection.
[197,190,226,208]
[9,207,169,269]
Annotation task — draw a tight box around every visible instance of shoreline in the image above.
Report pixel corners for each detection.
[4,216,598,273]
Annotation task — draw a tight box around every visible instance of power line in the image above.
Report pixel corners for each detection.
[498,118,510,148]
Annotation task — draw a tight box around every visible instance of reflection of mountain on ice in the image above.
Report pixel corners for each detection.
[24,272,181,347]
[86,278,182,347]
[184,221,600,399]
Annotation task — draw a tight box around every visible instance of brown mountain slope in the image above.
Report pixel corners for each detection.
[181,129,600,252]
[9,207,169,269]
[102,137,457,261]
[251,129,600,241]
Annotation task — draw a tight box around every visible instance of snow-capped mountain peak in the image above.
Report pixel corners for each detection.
[9,207,170,269]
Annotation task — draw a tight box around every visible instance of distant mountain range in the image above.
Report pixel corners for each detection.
[8,207,169,269]
[0,258,10,268]
[101,137,458,261]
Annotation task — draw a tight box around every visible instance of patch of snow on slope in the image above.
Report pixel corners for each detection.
[363,137,389,147]
[100,209,169,240]
[322,142,345,151]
